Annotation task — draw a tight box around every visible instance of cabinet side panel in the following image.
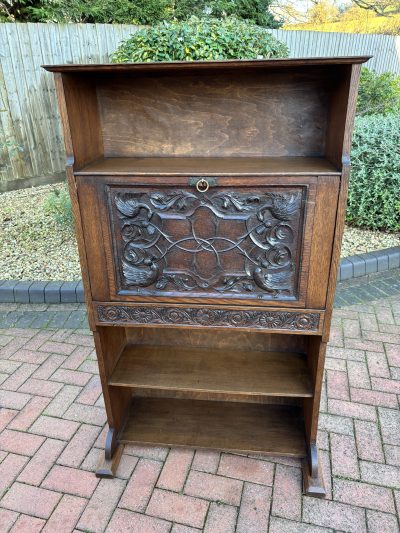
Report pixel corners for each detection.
[58,73,103,169]
[77,178,111,302]
[93,327,131,430]
[323,64,362,339]
[322,166,350,342]
[303,336,326,444]
[306,176,340,308]
[54,74,96,328]
[326,64,362,167]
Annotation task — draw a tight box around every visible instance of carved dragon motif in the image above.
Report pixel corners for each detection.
[111,188,304,299]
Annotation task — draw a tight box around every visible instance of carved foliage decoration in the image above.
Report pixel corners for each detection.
[109,186,305,300]
[97,305,320,331]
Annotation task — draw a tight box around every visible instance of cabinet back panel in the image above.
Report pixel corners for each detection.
[125,327,307,353]
[97,69,331,158]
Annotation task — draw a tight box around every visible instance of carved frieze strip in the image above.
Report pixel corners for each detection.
[94,303,322,333]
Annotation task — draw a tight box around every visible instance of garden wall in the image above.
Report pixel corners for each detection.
[1,23,399,182]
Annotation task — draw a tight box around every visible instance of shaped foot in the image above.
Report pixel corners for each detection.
[302,441,326,498]
[95,426,123,478]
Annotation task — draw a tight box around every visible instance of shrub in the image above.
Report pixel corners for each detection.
[43,184,74,228]
[357,68,400,116]
[2,0,280,27]
[347,114,400,232]
[111,16,289,63]
[174,0,281,28]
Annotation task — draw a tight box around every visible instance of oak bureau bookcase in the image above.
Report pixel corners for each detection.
[44,57,368,497]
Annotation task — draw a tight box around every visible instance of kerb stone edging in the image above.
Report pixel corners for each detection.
[0,246,399,304]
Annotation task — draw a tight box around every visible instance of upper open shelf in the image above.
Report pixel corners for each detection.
[75,156,340,176]
[50,58,368,172]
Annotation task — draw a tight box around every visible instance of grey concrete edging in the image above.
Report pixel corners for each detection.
[0,247,399,304]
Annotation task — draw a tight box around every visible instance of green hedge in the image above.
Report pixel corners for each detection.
[111,16,288,63]
[2,0,280,27]
[347,114,400,232]
[357,68,400,116]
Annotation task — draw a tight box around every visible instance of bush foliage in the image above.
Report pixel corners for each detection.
[357,68,400,116]
[347,114,400,232]
[112,16,288,63]
[43,185,74,228]
[1,0,280,27]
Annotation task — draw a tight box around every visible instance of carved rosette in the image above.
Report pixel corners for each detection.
[96,305,320,332]
[109,187,304,300]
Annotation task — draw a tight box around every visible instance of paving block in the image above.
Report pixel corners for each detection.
[44,281,62,304]
[76,281,85,303]
[358,253,378,275]
[339,259,353,281]
[0,280,18,303]
[14,281,34,303]
[387,247,400,270]
[371,251,389,272]
[29,281,49,303]
[347,256,366,278]
[60,281,79,303]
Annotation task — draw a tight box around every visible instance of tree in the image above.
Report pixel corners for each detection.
[1,0,282,27]
[306,0,340,24]
[351,0,399,16]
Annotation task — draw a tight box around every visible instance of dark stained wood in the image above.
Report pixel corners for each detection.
[125,327,310,351]
[97,70,331,159]
[107,184,306,302]
[75,156,340,176]
[53,74,97,329]
[42,56,371,74]
[48,58,368,492]
[303,336,327,444]
[302,457,326,498]
[92,327,131,432]
[306,176,340,308]
[80,175,318,308]
[132,388,303,405]
[75,180,110,302]
[120,398,307,457]
[96,443,124,478]
[55,73,103,169]
[323,64,363,340]
[109,345,313,397]
[94,302,324,333]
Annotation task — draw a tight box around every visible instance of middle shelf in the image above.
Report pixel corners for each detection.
[109,344,313,398]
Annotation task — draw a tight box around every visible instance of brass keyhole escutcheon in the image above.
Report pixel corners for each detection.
[196,178,209,193]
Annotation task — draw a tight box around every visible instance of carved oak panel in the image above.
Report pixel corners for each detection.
[96,304,320,332]
[107,186,306,302]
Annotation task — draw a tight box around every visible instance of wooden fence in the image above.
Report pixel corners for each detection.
[1,23,399,183]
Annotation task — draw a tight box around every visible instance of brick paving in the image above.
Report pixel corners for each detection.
[0,272,398,532]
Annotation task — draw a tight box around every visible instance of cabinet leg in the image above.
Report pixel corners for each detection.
[96,426,124,478]
[302,441,326,498]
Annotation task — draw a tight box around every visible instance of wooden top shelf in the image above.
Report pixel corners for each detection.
[43,56,371,73]
[75,156,340,176]
[109,344,313,398]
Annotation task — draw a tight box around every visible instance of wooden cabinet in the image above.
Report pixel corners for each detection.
[45,57,368,496]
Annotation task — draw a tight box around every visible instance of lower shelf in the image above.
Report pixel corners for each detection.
[119,397,307,457]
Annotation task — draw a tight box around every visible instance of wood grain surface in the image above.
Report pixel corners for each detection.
[120,397,307,457]
[109,344,313,397]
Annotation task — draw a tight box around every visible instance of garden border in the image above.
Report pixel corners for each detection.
[0,247,399,304]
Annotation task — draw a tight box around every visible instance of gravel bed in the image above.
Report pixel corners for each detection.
[0,183,81,281]
[1,183,399,281]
